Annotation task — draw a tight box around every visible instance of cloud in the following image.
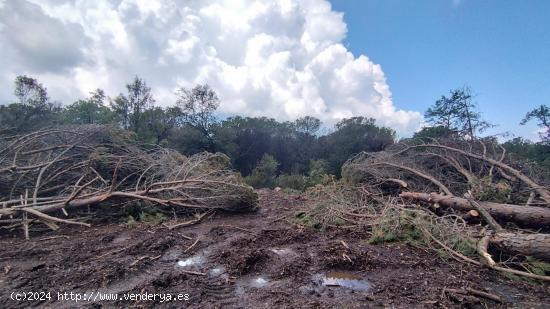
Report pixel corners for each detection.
[0,0,422,135]
[452,0,463,8]
[0,0,89,73]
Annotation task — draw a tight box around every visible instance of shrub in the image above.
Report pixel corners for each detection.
[245,154,279,188]
[277,174,308,191]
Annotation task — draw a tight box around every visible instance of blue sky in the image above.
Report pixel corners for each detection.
[330,0,550,140]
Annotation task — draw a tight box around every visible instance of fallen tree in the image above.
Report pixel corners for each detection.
[399,192,550,228]
[489,232,550,261]
[334,138,550,280]
[0,125,258,237]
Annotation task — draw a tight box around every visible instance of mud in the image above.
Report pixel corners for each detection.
[0,190,549,308]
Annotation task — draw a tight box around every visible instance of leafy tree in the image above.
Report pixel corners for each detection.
[143,106,182,144]
[213,117,282,175]
[318,117,395,175]
[61,89,115,124]
[1,75,59,131]
[14,75,49,107]
[294,116,321,135]
[212,116,306,175]
[520,105,549,142]
[503,137,550,174]
[245,154,279,189]
[276,174,308,191]
[413,126,457,140]
[425,87,492,139]
[176,84,219,151]
[111,76,155,133]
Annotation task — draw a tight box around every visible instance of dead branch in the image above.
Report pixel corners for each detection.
[0,126,258,237]
[409,144,550,203]
[443,288,503,303]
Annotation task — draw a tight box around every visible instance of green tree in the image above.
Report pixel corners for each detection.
[14,75,49,107]
[520,105,549,143]
[413,126,456,140]
[143,106,182,144]
[294,116,321,135]
[318,117,395,175]
[176,84,220,151]
[245,154,279,189]
[503,137,550,174]
[61,89,115,124]
[0,75,59,132]
[111,76,155,133]
[425,87,492,139]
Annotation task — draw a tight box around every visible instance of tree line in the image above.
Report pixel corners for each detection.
[1,76,548,188]
[0,75,398,189]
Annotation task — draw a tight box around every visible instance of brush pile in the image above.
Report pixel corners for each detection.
[300,138,550,281]
[0,125,257,237]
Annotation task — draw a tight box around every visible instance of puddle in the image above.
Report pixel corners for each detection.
[208,266,227,277]
[314,271,371,291]
[250,277,269,288]
[177,254,205,267]
[236,276,270,294]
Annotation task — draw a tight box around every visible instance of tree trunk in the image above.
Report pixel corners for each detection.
[399,192,550,228]
[490,232,550,262]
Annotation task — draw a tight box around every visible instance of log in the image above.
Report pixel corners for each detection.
[490,232,550,262]
[400,192,550,229]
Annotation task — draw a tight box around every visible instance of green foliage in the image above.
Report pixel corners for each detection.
[111,76,155,133]
[294,116,321,135]
[0,75,60,131]
[369,210,423,244]
[294,211,323,229]
[502,137,550,175]
[140,106,182,144]
[245,154,279,189]
[123,202,167,227]
[0,75,410,180]
[425,87,492,138]
[125,212,166,227]
[475,180,512,203]
[276,159,331,191]
[413,126,456,140]
[176,84,219,152]
[318,117,395,176]
[525,257,550,276]
[520,105,549,143]
[0,102,59,131]
[277,174,308,191]
[61,89,115,125]
[14,75,49,107]
[369,207,477,259]
[307,159,330,186]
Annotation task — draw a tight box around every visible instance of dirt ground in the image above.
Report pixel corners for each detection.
[1,190,549,308]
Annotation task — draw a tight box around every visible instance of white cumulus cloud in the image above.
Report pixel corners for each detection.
[0,0,422,135]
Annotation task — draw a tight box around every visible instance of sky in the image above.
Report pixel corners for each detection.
[0,0,548,140]
[330,0,550,140]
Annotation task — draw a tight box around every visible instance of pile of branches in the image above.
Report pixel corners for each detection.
[0,125,257,237]
[325,138,550,281]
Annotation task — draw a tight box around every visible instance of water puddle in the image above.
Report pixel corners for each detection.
[208,266,227,278]
[314,271,371,291]
[250,277,269,288]
[176,254,205,268]
[235,276,270,294]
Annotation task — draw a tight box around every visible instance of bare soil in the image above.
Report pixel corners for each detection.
[1,190,549,308]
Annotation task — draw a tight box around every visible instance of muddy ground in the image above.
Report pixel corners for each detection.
[1,190,549,308]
